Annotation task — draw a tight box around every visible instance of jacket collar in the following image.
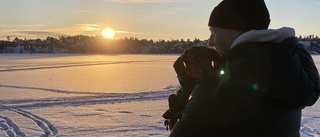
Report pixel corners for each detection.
[230,27,296,49]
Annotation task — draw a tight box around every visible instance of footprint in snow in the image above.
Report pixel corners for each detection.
[139,114,152,117]
[118,111,133,114]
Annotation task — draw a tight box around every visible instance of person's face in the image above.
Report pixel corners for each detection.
[208,26,241,55]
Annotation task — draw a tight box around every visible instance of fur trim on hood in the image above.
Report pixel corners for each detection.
[231,27,295,49]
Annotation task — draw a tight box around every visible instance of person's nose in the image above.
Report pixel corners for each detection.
[207,34,215,47]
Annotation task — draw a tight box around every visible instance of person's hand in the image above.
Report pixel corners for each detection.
[162,93,184,131]
[164,111,183,131]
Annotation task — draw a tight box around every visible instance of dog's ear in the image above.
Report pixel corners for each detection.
[208,48,221,67]
[209,48,219,60]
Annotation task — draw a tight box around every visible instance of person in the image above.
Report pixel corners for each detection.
[169,0,320,137]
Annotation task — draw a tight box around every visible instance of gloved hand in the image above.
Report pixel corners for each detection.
[162,92,185,118]
[162,93,184,131]
[164,111,183,131]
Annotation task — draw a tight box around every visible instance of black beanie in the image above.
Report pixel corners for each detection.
[208,0,270,32]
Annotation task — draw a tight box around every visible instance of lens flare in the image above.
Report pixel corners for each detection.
[220,70,225,75]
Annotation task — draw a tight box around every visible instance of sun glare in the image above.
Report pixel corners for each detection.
[102,28,114,39]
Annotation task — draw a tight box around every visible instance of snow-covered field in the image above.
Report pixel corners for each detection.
[0,54,319,137]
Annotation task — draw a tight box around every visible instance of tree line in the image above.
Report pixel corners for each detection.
[1,34,319,54]
[1,35,203,54]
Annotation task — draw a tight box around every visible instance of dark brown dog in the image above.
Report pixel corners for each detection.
[182,46,220,79]
[162,46,221,130]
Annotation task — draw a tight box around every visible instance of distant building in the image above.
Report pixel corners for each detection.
[299,41,311,49]
[195,40,207,47]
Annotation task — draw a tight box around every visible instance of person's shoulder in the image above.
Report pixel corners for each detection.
[226,42,274,65]
[230,41,275,55]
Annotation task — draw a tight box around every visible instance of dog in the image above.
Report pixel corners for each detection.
[182,46,221,80]
[162,46,221,130]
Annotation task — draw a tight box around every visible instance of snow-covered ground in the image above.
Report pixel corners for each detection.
[0,54,319,137]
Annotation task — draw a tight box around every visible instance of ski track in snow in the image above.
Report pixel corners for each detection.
[0,58,174,72]
[0,84,106,95]
[0,115,26,137]
[1,84,320,136]
[0,84,178,109]
[1,82,320,136]
[300,115,320,137]
[0,105,58,137]
[1,83,320,136]
[0,85,178,136]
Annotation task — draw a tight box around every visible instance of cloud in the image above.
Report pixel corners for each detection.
[0,26,83,39]
[316,2,320,5]
[14,31,62,36]
[105,0,193,3]
[73,23,103,31]
[0,23,141,40]
[0,24,46,28]
[71,24,141,35]
[0,30,66,39]
[114,30,142,35]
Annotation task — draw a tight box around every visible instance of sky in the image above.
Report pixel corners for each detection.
[0,0,320,41]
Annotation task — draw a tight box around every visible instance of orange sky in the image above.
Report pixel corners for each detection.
[1,0,320,40]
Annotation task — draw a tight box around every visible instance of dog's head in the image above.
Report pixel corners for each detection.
[182,46,220,79]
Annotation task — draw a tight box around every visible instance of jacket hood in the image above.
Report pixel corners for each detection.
[231,27,295,49]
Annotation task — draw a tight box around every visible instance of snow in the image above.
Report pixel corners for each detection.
[0,54,319,137]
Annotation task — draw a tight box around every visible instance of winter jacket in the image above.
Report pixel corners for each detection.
[170,27,320,137]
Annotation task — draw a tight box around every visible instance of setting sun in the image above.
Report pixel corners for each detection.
[102,28,114,39]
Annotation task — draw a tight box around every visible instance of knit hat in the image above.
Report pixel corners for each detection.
[208,0,270,32]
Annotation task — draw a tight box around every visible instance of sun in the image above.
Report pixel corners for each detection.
[102,28,114,39]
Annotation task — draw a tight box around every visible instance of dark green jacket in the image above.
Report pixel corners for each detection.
[170,37,320,137]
